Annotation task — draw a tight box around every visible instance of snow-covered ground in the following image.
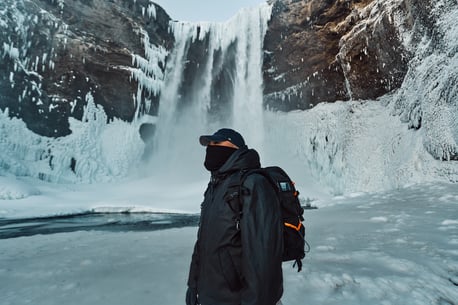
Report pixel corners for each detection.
[0,175,208,218]
[1,181,457,305]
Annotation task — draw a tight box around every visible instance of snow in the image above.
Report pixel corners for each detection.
[0,229,195,305]
[130,28,168,116]
[0,176,40,200]
[1,182,457,305]
[2,42,19,60]
[392,0,458,161]
[263,99,458,195]
[0,93,150,183]
[0,174,206,219]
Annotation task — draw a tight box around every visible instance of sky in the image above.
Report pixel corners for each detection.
[152,0,267,21]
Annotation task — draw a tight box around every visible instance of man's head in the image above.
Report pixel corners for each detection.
[199,128,246,171]
[199,128,246,149]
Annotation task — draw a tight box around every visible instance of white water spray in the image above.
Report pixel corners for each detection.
[149,4,272,180]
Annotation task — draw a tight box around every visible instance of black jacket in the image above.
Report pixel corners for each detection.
[188,148,283,305]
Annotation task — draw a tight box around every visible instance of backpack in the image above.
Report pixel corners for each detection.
[224,166,309,272]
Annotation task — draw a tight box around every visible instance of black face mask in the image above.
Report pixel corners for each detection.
[204,145,238,172]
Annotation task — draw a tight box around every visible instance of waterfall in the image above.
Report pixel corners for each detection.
[0,2,273,184]
[148,4,272,179]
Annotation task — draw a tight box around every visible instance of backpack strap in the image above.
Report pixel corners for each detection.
[293,259,303,272]
[224,168,279,229]
[223,169,251,230]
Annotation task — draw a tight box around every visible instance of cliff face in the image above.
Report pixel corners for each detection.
[262,0,432,111]
[1,0,456,185]
[0,0,173,137]
[0,0,448,136]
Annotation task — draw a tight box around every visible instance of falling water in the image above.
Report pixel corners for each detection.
[149,4,272,179]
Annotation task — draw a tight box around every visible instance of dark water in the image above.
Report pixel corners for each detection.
[0,212,200,239]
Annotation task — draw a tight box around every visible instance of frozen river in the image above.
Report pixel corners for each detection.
[0,212,200,239]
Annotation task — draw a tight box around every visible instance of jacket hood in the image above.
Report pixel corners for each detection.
[216,148,261,175]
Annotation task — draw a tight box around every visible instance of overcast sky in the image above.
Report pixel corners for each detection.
[153,0,267,22]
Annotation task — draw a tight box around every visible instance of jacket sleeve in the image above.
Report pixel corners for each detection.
[187,237,200,289]
[240,174,284,305]
[188,186,209,289]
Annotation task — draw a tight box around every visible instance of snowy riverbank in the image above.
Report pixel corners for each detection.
[1,182,457,305]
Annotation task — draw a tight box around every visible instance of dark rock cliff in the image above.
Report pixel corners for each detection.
[0,0,173,137]
[262,0,428,111]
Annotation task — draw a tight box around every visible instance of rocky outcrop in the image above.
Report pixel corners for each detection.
[262,0,415,111]
[0,0,173,137]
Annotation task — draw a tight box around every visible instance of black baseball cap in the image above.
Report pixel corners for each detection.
[199,128,246,148]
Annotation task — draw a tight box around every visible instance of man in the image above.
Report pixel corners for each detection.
[186,128,283,305]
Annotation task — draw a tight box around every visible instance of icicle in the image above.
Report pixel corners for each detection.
[130,28,168,115]
[147,2,156,19]
[57,0,65,11]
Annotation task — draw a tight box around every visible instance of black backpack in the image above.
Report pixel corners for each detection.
[224,166,309,272]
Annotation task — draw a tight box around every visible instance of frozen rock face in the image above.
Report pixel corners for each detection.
[391,0,458,161]
[263,0,457,162]
[263,0,417,110]
[1,0,456,166]
[0,0,173,137]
